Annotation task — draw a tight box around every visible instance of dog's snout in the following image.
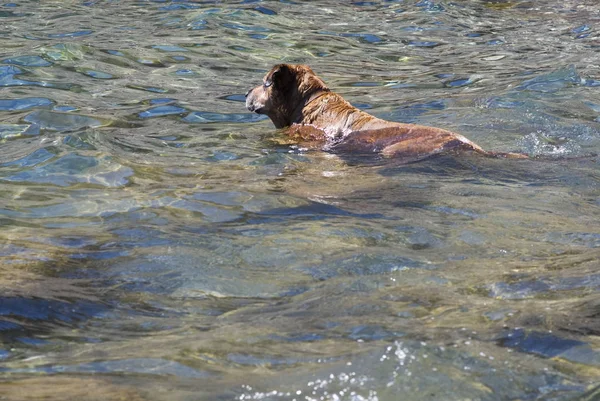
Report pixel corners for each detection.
[244,84,268,115]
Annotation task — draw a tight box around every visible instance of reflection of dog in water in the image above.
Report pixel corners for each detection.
[246,64,527,162]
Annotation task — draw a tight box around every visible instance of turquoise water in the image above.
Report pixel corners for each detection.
[1,1,599,400]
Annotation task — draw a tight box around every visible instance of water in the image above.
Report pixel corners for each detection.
[1,1,599,400]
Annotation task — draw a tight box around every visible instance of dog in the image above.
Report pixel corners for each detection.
[245,64,527,161]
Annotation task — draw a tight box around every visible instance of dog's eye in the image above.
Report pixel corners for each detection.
[263,80,272,88]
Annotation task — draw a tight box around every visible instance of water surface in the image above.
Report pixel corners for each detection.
[1,1,599,400]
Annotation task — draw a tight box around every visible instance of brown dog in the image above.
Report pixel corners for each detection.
[245,64,526,161]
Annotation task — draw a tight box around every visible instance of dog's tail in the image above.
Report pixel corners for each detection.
[457,135,529,159]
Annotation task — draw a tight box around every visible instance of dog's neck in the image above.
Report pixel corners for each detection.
[305,90,330,106]
[287,89,330,126]
[295,91,375,132]
[266,90,328,129]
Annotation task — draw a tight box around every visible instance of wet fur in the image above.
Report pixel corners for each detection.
[246,64,526,161]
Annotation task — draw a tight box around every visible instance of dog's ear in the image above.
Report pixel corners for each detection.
[266,64,293,87]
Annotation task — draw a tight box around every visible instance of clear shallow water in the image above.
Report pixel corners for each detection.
[1,1,599,400]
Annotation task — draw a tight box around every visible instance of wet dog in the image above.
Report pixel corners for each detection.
[245,64,526,161]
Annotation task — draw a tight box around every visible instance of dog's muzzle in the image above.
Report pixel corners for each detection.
[245,100,260,113]
[245,89,264,114]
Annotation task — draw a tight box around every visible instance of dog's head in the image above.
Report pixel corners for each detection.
[245,64,329,128]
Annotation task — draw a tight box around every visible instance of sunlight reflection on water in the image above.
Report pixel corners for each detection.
[0,1,599,400]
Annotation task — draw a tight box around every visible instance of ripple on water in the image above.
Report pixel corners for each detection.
[407,40,442,47]
[0,65,23,81]
[135,58,166,67]
[53,105,78,112]
[4,153,133,187]
[76,68,114,79]
[571,25,590,39]
[545,232,600,248]
[0,8,30,18]
[169,198,243,222]
[404,226,445,249]
[318,31,384,44]
[219,94,246,103]
[0,65,78,90]
[222,22,271,33]
[183,111,267,123]
[237,338,581,401]
[348,325,401,341]
[340,32,384,44]
[0,321,20,332]
[416,0,445,11]
[1,358,210,378]
[0,97,54,111]
[138,105,187,118]
[1,148,55,167]
[485,97,526,109]
[1,55,52,67]
[248,33,268,40]
[64,132,98,150]
[0,297,107,325]
[43,43,87,62]
[496,328,600,366]
[488,273,600,300]
[148,98,176,105]
[152,45,188,52]
[104,49,125,57]
[253,6,276,15]
[169,55,189,62]
[26,196,142,219]
[187,18,207,30]
[303,253,433,281]
[126,84,171,93]
[445,76,481,88]
[47,30,93,39]
[112,248,308,299]
[0,124,36,139]
[517,65,584,93]
[427,205,480,219]
[23,110,106,132]
[174,69,196,76]
[159,3,201,11]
